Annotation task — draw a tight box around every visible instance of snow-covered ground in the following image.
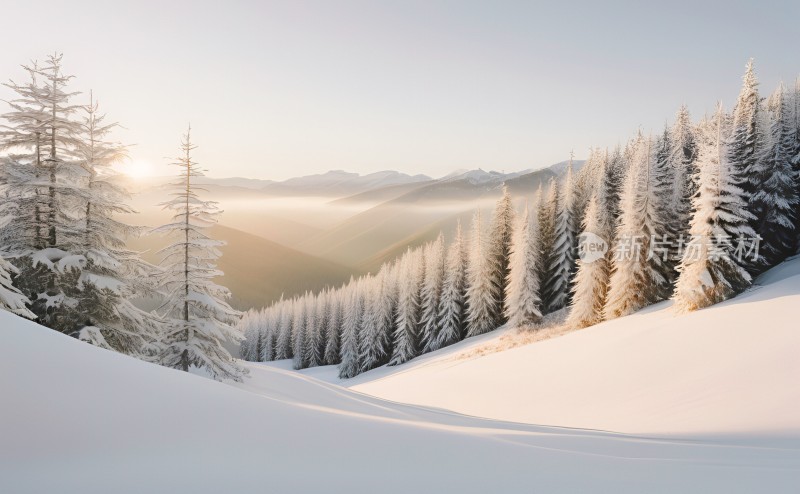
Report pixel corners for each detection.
[2,260,800,492]
[298,257,800,438]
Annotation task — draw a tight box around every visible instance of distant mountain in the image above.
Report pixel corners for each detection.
[195,177,275,189]
[297,160,585,269]
[126,224,358,310]
[261,170,432,196]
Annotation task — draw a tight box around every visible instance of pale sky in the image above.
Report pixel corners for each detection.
[0,0,796,181]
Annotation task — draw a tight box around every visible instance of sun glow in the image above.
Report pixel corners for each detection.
[119,159,156,180]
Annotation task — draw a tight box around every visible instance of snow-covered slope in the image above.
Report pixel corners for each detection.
[3,293,800,492]
[287,257,800,437]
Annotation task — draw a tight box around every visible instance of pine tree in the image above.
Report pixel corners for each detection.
[274,297,293,360]
[303,292,323,368]
[0,55,90,332]
[504,205,542,328]
[668,105,698,247]
[420,234,445,352]
[465,210,497,337]
[674,105,755,311]
[153,127,244,381]
[566,194,611,328]
[389,248,422,365]
[359,267,394,372]
[433,220,468,350]
[542,164,577,313]
[729,59,764,257]
[750,83,798,266]
[73,93,161,354]
[292,293,308,369]
[338,279,362,378]
[605,135,670,319]
[486,185,515,325]
[261,308,276,362]
[323,286,343,365]
[314,290,331,364]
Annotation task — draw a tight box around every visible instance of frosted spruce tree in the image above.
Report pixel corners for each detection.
[566,194,611,328]
[465,210,497,337]
[605,135,670,319]
[359,266,395,372]
[154,127,244,381]
[674,106,755,311]
[668,105,698,246]
[420,234,445,352]
[504,205,542,328]
[389,248,422,365]
[433,220,468,350]
[749,83,798,267]
[323,286,343,365]
[0,55,91,332]
[73,94,161,354]
[338,279,363,378]
[292,293,309,369]
[542,165,577,313]
[274,297,293,360]
[728,59,763,263]
[486,185,515,326]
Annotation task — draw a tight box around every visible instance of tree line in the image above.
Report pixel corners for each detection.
[240,60,800,379]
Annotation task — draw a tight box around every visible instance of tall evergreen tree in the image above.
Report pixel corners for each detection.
[338,280,362,378]
[274,297,293,360]
[292,293,309,369]
[434,220,468,350]
[504,205,542,328]
[154,127,244,381]
[389,248,422,365]
[465,210,497,337]
[567,194,611,328]
[605,135,670,319]
[486,186,515,325]
[750,83,798,266]
[729,59,764,255]
[323,286,343,365]
[674,106,755,311]
[420,234,445,352]
[542,164,577,313]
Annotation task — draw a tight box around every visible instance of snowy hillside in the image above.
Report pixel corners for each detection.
[2,308,799,493]
[293,257,800,437]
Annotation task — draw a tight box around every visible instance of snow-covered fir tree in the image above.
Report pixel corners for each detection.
[261,308,276,362]
[542,164,577,313]
[0,55,91,332]
[504,204,542,328]
[605,135,670,319]
[750,83,798,266]
[292,293,308,369]
[72,94,161,354]
[323,286,343,365]
[674,105,756,311]
[153,127,244,381]
[338,279,363,378]
[433,220,468,350]
[668,105,698,247]
[566,193,611,328]
[486,185,515,325]
[389,247,422,365]
[728,59,764,265]
[359,266,395,372]
[420,234,445,352]
[274,297,293,360]
[465,210,497,337]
